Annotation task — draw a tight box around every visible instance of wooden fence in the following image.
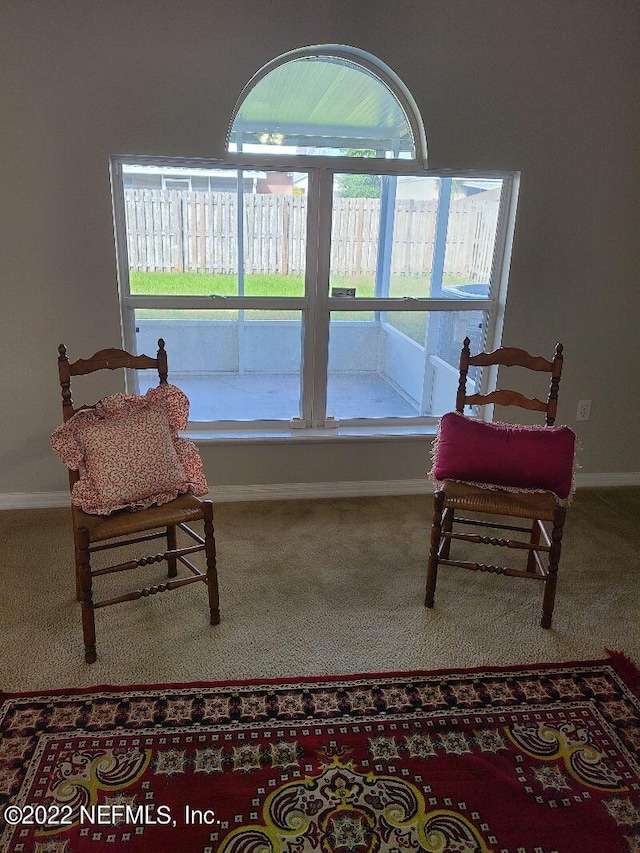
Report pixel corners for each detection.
[125,189,499,280]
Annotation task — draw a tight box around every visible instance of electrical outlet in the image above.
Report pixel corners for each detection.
[576,399,591,421]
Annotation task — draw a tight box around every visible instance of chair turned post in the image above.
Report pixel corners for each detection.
[78,526,97,663]
[202,501,220,625]
[58,344,81,492]
[58,344,75,423]
[157,338,168,385]
[540,505,566,628]
[455,337,471,413]
[546,343,563,426]
[166,525,177,578]
[425,490,445,607]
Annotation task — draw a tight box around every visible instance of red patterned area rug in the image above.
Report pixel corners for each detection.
[1,657,640,853]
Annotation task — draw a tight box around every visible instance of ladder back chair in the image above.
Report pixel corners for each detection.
[57,339,219,663]
[425,337,575,628]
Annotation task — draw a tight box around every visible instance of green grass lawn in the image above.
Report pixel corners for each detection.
[130,270,469,343]
[130,271,307,298]
[129,270,445,299]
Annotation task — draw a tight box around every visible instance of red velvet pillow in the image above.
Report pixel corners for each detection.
[432,412,576,499]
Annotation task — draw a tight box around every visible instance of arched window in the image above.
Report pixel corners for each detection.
[227,45,426,162]
[112,46,518,435]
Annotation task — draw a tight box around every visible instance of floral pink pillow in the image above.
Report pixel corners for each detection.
[431,412,576,500]
[51,384,208,515]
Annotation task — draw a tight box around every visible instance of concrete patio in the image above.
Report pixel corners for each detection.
[139,371,420,422]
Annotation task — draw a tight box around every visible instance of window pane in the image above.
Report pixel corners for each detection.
[242,178,306,297]
[330,175,503,299]
[228,55,415,158]
[134,309,302,422]
[327,310,485,419]
[123,165,305,297]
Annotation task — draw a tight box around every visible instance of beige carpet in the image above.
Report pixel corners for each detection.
[1,488,638,692]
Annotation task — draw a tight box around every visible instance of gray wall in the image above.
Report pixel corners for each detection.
[1,0,638,495]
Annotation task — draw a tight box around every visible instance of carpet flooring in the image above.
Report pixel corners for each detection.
[0,488,638,692]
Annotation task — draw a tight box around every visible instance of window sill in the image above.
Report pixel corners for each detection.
[185,423,438,445]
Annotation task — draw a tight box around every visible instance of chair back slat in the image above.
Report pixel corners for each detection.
[69,349,159,376]
[468,347,553,372]
[464,390,549,413]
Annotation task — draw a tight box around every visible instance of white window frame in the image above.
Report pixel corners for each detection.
[111,154,519,436]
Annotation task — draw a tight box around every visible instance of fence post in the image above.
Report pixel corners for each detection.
[282,196,290,276]
[180,194,188,273]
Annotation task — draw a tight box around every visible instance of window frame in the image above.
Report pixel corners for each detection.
[111,153,519,434]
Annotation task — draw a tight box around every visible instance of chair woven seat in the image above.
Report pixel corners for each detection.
[75,494,206,542]
[441,480,560,521]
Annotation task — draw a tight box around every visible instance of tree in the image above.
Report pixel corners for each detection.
[334,149,381,198]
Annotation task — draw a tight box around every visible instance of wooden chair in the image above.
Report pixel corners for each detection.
[425,337,573,629]
[57,339,219,663]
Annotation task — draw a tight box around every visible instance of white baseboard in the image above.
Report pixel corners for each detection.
[573,472,640,488]
[1,473,639,509]
[0,491,71,509]
[0,481,432,510]
[213,479,433,503]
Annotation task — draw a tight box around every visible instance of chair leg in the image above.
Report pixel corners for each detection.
[441,506,454,559]
[202,500,220,625]
[166,525,177,578]
[73,526,82,602]
[540,506,566,629]
[78,527,97,663]
[425,490,445,608]
[527,518,541,573]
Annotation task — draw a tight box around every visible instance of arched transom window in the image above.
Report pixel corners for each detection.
[227,45,425,160]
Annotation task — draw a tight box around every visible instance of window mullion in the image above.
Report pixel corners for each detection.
[300,170,320,426]
[484,175,518,355]
[480,174,519,399]
[110,158,137,393]
[306,170,334,428]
